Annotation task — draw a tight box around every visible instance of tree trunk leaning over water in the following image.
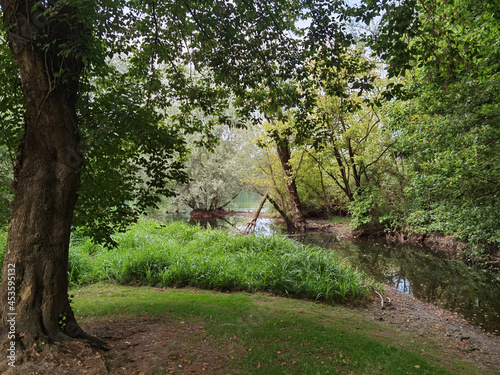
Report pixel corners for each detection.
[241,192,268,234]
[0,0,91,349]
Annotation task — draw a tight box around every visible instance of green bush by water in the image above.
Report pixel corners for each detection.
[69,220,373,304]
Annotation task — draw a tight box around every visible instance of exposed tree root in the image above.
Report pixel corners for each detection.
[0,324,109,374]
[374,290,391,310]
[0,336,109,374]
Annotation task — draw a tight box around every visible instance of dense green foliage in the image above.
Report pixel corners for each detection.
[247,48,394,221]
[0,31,22,225]
[388,78,500,249]
[350,0,500,252]
[67,220,373,304]
[1,0,498,251]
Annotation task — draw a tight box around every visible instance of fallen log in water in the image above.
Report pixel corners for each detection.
[240,192,268,234]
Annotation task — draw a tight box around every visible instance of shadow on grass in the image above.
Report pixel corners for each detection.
[72,283,484,375]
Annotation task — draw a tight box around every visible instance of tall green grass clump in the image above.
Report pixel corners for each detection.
[69,220,375,304]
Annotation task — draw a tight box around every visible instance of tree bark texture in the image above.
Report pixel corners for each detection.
[0,0,86,346]
[275,139,307,233]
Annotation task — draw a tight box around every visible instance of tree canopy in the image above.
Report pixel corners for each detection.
[0,0,314,243]
[0,0,499,360]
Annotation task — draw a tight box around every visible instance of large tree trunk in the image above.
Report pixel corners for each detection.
[275,139,307,233]
[0,0,88,348]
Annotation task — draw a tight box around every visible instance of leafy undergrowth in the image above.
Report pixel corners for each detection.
[69,220,375,304]
[71,283,488,375]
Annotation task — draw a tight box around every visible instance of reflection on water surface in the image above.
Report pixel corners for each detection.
[297,233,500,337]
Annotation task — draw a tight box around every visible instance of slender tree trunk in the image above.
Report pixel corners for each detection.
[275,139,307,233]
[346,137,361,189]
[0,0,88,348]
[267,195,296,232]
[241,192,268,234]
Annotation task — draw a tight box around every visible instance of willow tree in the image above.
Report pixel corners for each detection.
[250,118,309,232]
[0,0,309,357]
[167,126,251,214]
[306,48,393,203]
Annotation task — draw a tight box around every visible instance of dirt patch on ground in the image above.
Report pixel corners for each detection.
[357,286,500,373]
[0,339,108,375]
[1,317,235,375]
[80,318,233,374]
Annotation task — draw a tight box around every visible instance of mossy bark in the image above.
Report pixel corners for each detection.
[0,0,86,347]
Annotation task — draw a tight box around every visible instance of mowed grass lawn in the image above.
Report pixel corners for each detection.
[72,283,488,375]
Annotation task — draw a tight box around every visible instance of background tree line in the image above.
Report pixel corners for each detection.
[163,0,499,254]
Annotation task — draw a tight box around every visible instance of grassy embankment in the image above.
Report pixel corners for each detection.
[68,220,372,303]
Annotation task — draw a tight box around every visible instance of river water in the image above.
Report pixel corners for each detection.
[165,193,500,336]
[298,233,500,336]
